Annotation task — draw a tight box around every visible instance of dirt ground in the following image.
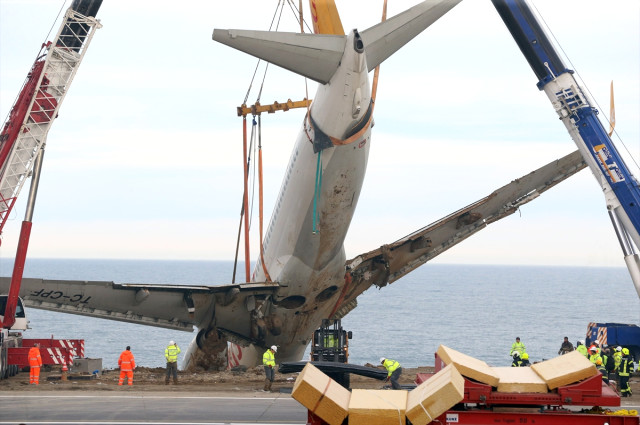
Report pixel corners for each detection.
[1,364,638,405]
[0,364,434,392]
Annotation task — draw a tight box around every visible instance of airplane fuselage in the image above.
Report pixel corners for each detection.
[183,30,372,367]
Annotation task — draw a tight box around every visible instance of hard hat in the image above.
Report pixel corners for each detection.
[270,345,277,352]
[380,357,386,363]
[579,340,584,345]
[521,353,529,360]
[622,348,629,355]
[169,340,175,345]
[596,358,602,365]
[616,346,622,352]
[513,352,520,357]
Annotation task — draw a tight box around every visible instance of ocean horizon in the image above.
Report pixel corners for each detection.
[1,258,638,369]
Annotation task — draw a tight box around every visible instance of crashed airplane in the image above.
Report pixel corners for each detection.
[0,0,585,369]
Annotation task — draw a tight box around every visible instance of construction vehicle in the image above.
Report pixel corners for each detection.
[308,319,353,388]
[280,318,383,390]
[493,0,640,299]
[0,0,101,379]
[310,319,351,363]
[586,323,640,362]
[0,296,26,378]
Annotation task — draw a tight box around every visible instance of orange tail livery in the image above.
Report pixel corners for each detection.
[310,0,345,35]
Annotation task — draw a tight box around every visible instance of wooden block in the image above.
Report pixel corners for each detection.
[291,363,350,425]
[436,345,500,387]
[406,364,465,425]
[348,389,408,425]
[492,367,548,393]
[531,351,598,390]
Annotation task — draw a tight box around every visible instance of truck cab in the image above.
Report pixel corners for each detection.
[0,296,28,331]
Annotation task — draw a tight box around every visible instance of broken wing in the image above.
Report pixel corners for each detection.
[0,277,278,333]
[333,150,586,318]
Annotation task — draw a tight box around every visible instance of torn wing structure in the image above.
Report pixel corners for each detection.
[333,150,586,319]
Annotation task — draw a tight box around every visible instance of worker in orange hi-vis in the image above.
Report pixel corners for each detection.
[28,343,43,385]
[118,346,136,386]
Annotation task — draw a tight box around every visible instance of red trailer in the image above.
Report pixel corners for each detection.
[8,338,84,370]
[304,353,638,425]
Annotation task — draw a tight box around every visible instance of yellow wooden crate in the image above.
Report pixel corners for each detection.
[492,367,548,393]
[406,364,465,425]
[348,389,408,425]
[531,351,598,390]
[291,363,350,425]
[437,344,500,387]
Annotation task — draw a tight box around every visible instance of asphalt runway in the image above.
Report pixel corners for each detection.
[0,391,307,424]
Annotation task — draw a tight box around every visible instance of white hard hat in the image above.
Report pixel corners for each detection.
[616,346,622,351]
[579,340,584,345]
[380,357,386,363]
[270,345,277,352]
[169,340,175,345]
[513,352,520,357]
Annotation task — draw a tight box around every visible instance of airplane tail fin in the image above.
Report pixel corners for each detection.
[361,0,461,71]
[212,0,460,84]
[310,0,345,35]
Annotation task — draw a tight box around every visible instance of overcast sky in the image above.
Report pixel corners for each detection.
[0,0,638,269]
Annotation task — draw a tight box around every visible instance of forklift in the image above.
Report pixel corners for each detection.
[310,319,352,387]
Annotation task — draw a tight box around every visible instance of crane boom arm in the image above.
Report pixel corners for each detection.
[0,0,102,329]
[492,0,640,298]
[0,1,102,235]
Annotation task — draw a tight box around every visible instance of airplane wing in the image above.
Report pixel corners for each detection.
[333,150,586,318]
[0,277,278,333]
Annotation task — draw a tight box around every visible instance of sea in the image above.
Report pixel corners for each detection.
[1,259,639,370]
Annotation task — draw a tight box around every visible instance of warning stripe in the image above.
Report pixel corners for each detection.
[597,328,608,346]
[45,348,65,364]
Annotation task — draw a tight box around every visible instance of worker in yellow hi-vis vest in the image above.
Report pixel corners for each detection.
[380,357,402,389]
[510,337,526,357]
[262,345,277,392]
[164,340,181,385]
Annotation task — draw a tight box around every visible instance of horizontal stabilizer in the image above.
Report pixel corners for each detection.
[361,0,462,70]
[213,29,346,84]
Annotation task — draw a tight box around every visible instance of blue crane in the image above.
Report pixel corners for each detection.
[492,0,640,298]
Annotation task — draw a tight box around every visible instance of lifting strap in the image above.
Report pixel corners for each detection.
[312,149,323,234]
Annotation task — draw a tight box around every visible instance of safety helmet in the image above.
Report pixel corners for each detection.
[513,352,520,358]
[169,340,175,345]
[589,347,596,353]
[270,345,278,352]
[521,353,529,360]
[622,348,629,355]
[380,357,386,364]
[616,346,622,352]
[596,358,602,365]
[579,340,584,345]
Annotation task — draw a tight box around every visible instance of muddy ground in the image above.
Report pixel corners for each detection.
[0,364,432,392]
[0,363,638,406]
